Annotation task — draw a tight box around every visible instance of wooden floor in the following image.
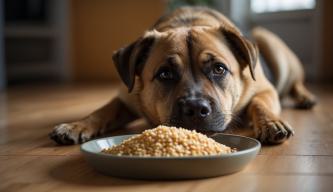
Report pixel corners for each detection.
[1,83,333,192]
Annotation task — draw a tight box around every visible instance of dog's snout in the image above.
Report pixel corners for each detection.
[171,96,225,131]
[179,98,212,119]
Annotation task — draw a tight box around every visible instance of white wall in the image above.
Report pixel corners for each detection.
[250,10,318,81]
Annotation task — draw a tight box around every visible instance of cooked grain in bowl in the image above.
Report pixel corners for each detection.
[101,125,235,157]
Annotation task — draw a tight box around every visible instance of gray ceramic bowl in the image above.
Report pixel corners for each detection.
[81,134,260,180]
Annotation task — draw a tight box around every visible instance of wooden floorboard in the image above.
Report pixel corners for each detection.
[0,83,332,192]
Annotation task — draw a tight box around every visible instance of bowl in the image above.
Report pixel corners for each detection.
[81,133,260,179]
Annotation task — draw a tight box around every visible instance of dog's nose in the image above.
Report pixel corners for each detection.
[179,98,211,119]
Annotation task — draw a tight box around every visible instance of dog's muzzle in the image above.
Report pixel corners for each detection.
[169,96,226,131]
[178,97,212,120]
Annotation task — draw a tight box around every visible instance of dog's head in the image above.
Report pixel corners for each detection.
[112,25,258,132]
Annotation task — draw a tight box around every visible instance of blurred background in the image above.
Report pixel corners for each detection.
[0,0,332,90]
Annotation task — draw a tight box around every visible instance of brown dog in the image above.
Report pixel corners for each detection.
[49,7,316,145]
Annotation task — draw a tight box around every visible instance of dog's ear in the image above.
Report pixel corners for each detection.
[221,27,258,80]
[112,31,158,92]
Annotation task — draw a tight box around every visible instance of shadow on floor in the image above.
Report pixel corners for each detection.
[48,155,215,187]
[48,155,153,187]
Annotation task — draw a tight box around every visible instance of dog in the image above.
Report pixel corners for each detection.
[49,7,316,145]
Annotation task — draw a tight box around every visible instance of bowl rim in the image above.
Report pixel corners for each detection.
[80,133,261,160]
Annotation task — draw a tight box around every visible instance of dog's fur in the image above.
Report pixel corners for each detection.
[50,7,316,145]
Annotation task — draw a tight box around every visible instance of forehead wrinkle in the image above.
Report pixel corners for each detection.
[186,30,200,83]
[148,32,187,70]
[164,31,188,61]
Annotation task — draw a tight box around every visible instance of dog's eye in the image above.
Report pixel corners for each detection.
[156,68,176,81]
[213,63,227,75]
[160,71,173,80]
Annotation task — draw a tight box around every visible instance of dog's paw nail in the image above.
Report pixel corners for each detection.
[274,131,286,141]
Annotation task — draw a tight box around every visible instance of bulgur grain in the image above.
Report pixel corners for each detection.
[101,125,235,157]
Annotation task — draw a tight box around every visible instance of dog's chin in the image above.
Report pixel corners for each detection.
[194,124,229,135]
[192,129,220,136]
[165,119,229,136]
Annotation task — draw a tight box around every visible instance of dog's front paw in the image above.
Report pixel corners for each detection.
[49,122,95,145]
[255,119,294,144]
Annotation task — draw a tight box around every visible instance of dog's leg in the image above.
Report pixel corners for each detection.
[289,82,316,109]
[247,89,294,144]
[49,97,139,145]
